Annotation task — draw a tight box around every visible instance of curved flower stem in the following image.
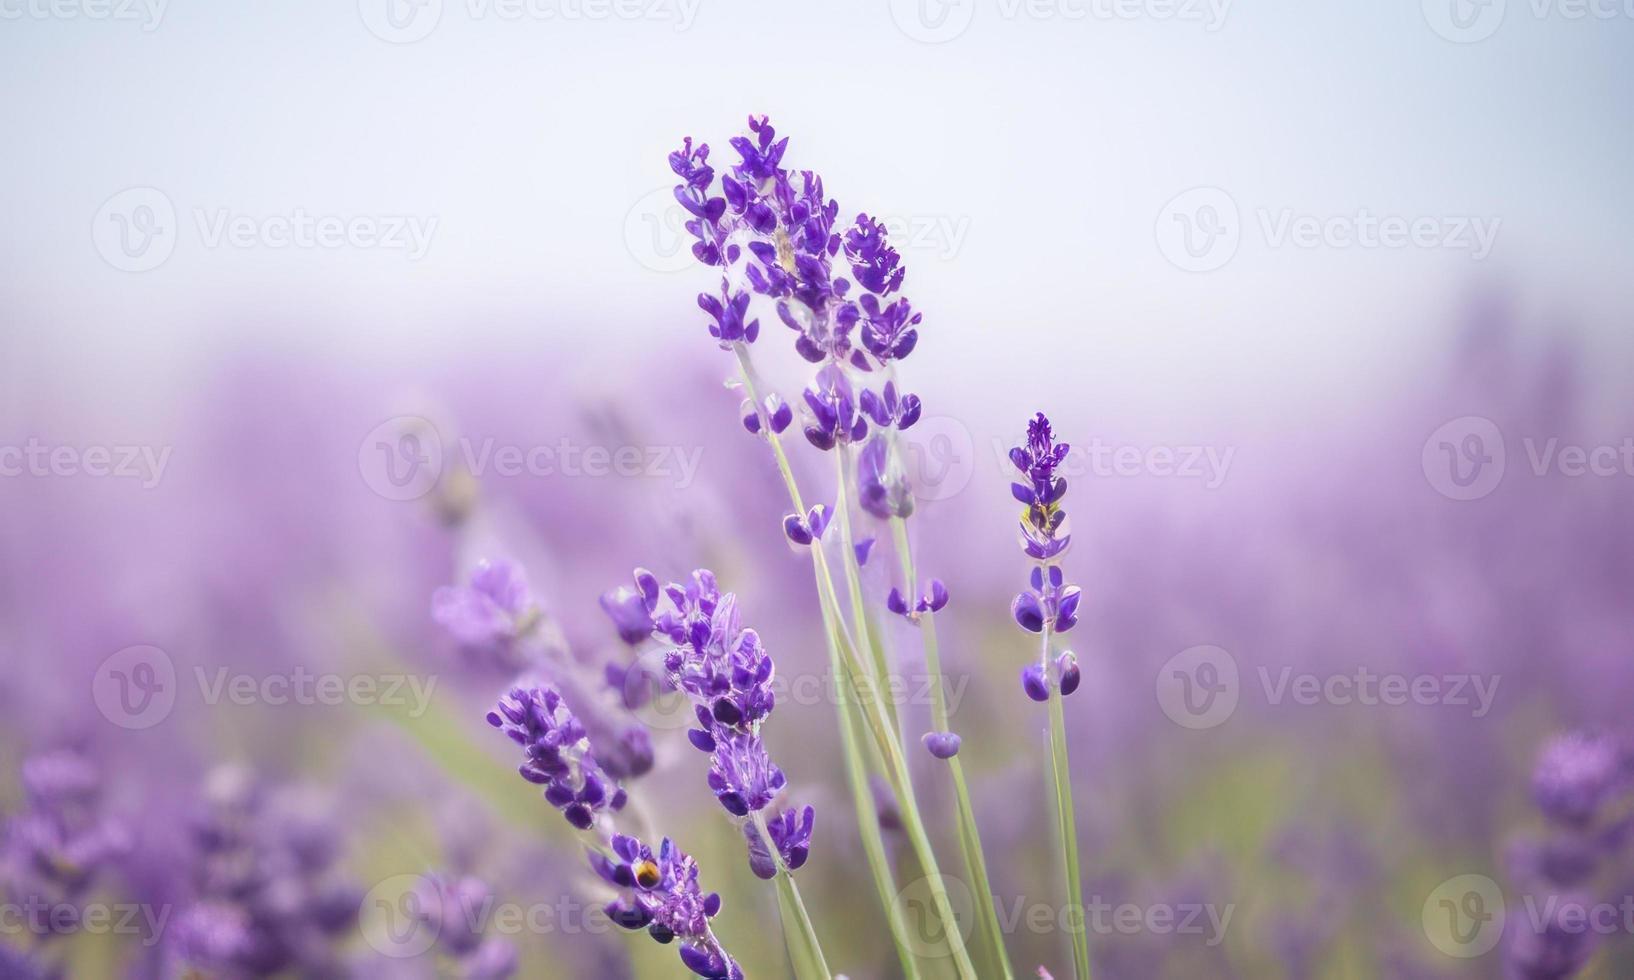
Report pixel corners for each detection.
[834,447,901,736]
[825,608,922,978]
[890,516,1013,980]
[751,811,832,979]
[733,344,977,980]
[1041,625,1091,980]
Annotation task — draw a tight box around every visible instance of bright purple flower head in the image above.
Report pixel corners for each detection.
[858,435,914,521]
[744,805,816,880]
[591,834,742,979]
[487,684,628,830]
[708,732,787,817]
[802,363,869,452]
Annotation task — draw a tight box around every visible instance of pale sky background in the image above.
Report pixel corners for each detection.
[3,0,1632,432]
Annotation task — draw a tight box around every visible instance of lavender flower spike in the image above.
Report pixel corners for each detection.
[620,566,817,877]
[487,683,628,830]
[591,834,743,979]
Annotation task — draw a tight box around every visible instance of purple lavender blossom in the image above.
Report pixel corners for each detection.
[617,567,816,875]
[1010,414,1082,645]
[487,684,628,830]
[859,381,922,432]
[165,768,361,977]
[745,805,816,880]
[409,874,518,979]
[708,732,787,817]
[858,436,914,521]
[433,559,539,665]
[1008,414,1085,701]
[801,363,869,452]
[1,748,131,955]
[922,732,963,759]
[887,578,948,620]
[590,834,742,979]
[1531,732,1625,827]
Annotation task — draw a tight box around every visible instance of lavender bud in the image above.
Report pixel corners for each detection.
[922,731,962,759]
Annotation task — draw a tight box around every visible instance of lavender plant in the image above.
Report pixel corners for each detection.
[669,114,1010,979]
[1504,731,1633,978]
[1008,412,1090,980]
[487,676,747,979]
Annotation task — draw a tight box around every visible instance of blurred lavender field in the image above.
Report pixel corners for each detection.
[5,2,1634,978]
[4,290,1632,978]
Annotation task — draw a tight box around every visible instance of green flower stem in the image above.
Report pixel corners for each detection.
[733,344,977,980]
[833,448,901,735]
[825,608,923,978]
[751,811,832,979]
[1041,625,1091,980]
[889,517,1013,979]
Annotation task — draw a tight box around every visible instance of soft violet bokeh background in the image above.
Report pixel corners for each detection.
[3,1,1634,976]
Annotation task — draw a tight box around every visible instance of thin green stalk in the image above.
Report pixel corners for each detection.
[833,448,900,734]
[827,609,923,978]
[890,517,1013,979]
[733,344,977,980]
[1042,626,1091,980]
[752,812,832,979]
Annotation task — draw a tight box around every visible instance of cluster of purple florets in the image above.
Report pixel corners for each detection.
[666,115,925,543]
[1010,413,1084,703]
[605,567,816,880]
[486,684,628,830]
